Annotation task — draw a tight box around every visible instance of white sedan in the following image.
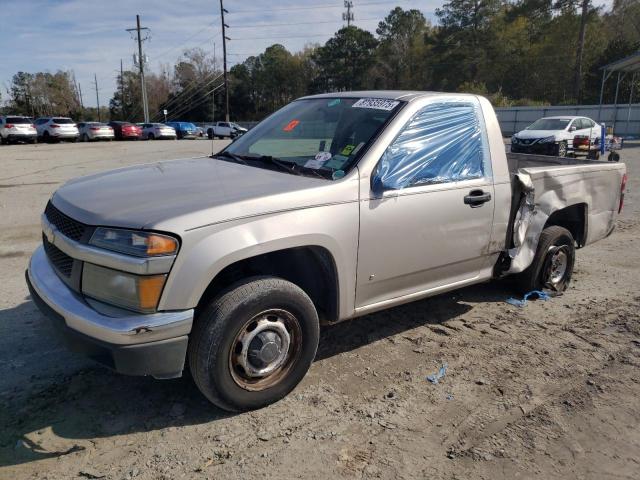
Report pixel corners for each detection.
[511,116,601,157]
[141,123,177,140]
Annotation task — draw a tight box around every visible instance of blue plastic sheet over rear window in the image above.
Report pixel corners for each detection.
[375,101,488,189]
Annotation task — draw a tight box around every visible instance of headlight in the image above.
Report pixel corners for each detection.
[539,136,556,143]
[511,136,519,144]
[82,263,166,313]
[90,228,178,257]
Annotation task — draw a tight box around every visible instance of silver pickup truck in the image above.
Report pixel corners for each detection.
[27,91,627,411]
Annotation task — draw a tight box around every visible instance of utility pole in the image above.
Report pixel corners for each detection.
[78,83,84,111]
[220,0,230,122]
[94,74,101,122]
[120,59,126,120]
[127,15,150,122]
[573,0,590,103]
[343,1,354,27]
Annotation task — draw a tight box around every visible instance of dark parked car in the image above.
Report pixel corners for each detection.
[165,121,197,139]
[107,121,142,140]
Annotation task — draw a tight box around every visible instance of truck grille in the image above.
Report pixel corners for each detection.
[45,201,87,242]
[43,235,73,277]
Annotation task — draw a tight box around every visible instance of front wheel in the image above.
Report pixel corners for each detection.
[515,226,575,294]
[189,277,319,412]
[555,141,568,158]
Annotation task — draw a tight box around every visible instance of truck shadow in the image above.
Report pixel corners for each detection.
[0,280,513,467]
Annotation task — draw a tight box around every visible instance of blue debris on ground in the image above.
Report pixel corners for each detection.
[506,290,551,308]
[426,363,448,384]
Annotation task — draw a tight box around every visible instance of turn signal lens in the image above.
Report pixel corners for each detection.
[146,234,178,256]
[138,275,167,310]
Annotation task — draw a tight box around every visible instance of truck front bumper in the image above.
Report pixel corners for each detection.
[26,246,193,379]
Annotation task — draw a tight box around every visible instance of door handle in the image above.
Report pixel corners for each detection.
[464,190,491,208]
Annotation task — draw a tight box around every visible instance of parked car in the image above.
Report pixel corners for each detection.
[195,126,206,138]
[511,116,600,158]
[35,117,79,143]
[0,115,37,144]
[165,121,197,139]
[207,121,247,139]
[78,122,114,142]
[27,92,626,412]
[107,121,142,140]
[141,123,177,140]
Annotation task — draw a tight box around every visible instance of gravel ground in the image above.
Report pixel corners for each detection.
[0,139,638,480]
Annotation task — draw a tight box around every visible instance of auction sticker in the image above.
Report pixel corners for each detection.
[304,151,332,169]
[352,98,400,111]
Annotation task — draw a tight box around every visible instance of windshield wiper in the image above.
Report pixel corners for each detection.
[253,155,302,176]
[213,151,249,166]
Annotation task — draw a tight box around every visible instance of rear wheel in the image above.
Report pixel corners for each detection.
[148,133,155,140]
[189,277,319,412]
[43,131,51,143]
[515,226,575,294]
[82,133,89,142]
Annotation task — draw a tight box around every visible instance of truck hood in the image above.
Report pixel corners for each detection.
[515,129,566,140]
[51,156,352,233]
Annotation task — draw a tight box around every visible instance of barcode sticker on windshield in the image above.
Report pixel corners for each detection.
[352,98,399,111]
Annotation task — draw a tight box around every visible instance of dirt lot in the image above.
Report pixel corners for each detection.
[0,139,638,480]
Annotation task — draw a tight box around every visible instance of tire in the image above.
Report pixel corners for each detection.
[0,136,7,145]
[555,141,568,157]
[189,277,320,412]
[69,138,77,143]
[515,226,575,294]
[148,133,155,140]
[587,149,600,160]
[82,134,89,142]
[43,131,51,143]
[608,152,620,162]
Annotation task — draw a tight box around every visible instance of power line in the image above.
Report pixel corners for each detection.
[228,0,414,14]
[229,17,379,29]
[150,22,220,63]
[151,73,224,121]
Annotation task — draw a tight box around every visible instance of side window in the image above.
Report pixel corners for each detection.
[376,101,488,190]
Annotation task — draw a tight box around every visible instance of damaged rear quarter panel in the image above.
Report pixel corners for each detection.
[508,163,626,273]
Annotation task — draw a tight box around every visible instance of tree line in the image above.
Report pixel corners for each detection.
[2,0,639,122]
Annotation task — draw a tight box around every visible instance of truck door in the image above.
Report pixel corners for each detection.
[356,100,496,308]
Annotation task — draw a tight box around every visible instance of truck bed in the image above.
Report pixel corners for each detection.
[504,152,625,274]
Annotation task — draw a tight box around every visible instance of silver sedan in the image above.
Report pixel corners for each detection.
[141,123,177,140]
[78,122,115,142]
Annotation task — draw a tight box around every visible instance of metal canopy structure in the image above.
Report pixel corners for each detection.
[599,52,640,134]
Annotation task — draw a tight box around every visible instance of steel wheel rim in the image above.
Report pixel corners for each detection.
[229,309,302,391]
[547,246,569,285]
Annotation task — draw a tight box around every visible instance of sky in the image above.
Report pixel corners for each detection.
[0,0,615,108]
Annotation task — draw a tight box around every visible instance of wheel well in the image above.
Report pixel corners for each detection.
[544,203,587,247]
[196,246,339,324]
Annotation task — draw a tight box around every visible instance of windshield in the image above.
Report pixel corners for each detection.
[526,118,570,131]
[222,97,402,179]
